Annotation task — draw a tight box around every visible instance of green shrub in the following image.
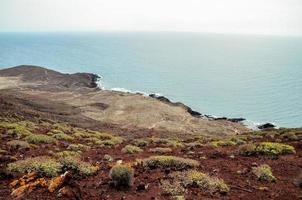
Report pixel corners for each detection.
[55,150,81,158]
[172,170,229,194]
[174,196,186,200]
[143,156,199,170]
[239,144,257,156]
[47,129,64,135]
[73,130,92,139]
[109,164,134,188]
[149,147,172,154]
[281,132,298,141]
[0,122,32,138]
[252,164,276,182]
[78,162,99,176]
[59,156,98,176]
[51,123,72,133]
[256,142,296,155]
[160,180,186,196]
[211,140,236,147]
[25,134,57,144]
[239,142,296,156]
[7,156,62,177]
[132,139,150,147]
[67,144,90,152]
[52,133,74,141]
[7,140,30,150]
[121,145,143,154]
[151,138,184,148]
[94,137,124,147]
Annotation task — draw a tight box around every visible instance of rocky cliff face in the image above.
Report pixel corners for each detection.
[0,65,249,138]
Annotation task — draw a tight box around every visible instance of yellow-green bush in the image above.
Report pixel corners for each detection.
[256,142,296,155]
[149,147,172,154]
[281,132,298,141]
[25,134,57,144]
[59,156,98,176]
[211,140,236,147]
[143,156,199,170]
[94,136,123,147]
[7,140,30,150]
[47,129,64,135]
[160,180,186,196]
[55,150,81,158]
[52,133,74,141]
[151,138,183,148]
[174,196,185,200]
[67,144,90,152]
[109,164,134,188]
[172,170,229,194]
[0,122,32,138]
[132,139,150,147]
[51,123,72,133]
[239,142,296,156]
[7,156,62,177]
[121,145,143,154]
[252,164,276,182]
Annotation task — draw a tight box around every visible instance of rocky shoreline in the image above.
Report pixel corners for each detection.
[0,65,249,137]
[0,65,301,200]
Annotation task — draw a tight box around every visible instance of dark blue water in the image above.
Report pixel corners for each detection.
[0,32,301,127]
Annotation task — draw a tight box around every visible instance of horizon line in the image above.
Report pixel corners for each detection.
[0,30,302,38]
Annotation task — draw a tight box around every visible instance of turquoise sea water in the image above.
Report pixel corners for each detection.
[0,32,301,128]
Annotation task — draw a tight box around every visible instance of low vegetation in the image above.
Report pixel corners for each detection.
[143,156,199,170]
[1,116,301,199]
[52,133,74,141]
[55,150,81,158]
[121,145,143,154]
[151,138,184,148]
[25,134,57,144]
[109,164,134,188]
[239,142,296,156]
[131,139,150,147]
[211,140,236,147]
[7,156,62,177]
[0,122,32,138]
[7,140,30,150]
[58,156,98,176]
[67,144,90,152]
[252,164,276,182]
[160,180,186,196]
[149,147,172,154]
[172,170,229,194]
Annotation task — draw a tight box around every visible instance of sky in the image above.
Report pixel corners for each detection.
[0,0,301,35]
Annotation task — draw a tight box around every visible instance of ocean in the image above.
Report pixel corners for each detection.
[0,32,301,128]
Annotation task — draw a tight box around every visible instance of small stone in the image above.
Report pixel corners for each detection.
[251,162,258,167]
[258,186,269,191]
[200,156,207,160]
[103,154,113,162]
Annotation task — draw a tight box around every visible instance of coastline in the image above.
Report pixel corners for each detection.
[99,83,276,130]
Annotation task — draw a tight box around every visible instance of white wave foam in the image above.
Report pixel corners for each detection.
[243,119,278,130]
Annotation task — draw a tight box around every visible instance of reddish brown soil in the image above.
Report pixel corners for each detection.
[1,122,301,200]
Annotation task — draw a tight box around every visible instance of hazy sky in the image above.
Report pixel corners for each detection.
[0,0,301,35]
